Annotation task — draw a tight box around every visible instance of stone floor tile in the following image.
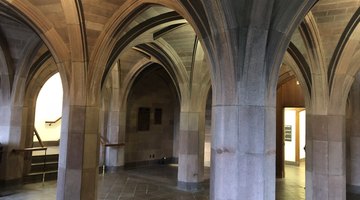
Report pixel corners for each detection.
[1,162,359,199]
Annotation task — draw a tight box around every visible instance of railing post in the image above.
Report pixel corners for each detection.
[102,145,106,175]
[12,147,48,184]
[45,117,62,126]
[42,148,47,186]
[33,128,45,148]
[100,136,106,175]
[99,136,124,175]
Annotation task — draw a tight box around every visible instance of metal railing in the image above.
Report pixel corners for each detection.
[12,146,47,185]
[33,128,45,148]
[100,136,125,174]
[45,117,62,126]
[13,128,47,184]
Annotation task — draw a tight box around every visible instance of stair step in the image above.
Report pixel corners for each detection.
[30,162,58,173]
[23,170,58,184]
[31,154,59,163]
[24,153,59,184]
[28,170,58,176]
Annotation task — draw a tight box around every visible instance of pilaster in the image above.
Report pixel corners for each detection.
[306,114,346,200]
[177,111,205,190]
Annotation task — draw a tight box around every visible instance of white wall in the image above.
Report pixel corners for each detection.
[204,91,212,167]
[204,140,211,167]
[284,109,296,162]
[299,110,306,159]
[284,108,306,163]
[34,73,63,142]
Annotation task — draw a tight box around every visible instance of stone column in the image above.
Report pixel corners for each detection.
[347,74,360,193]
[306,114,346,200]
[99,102,107,167]
[0,102,25,186]
[211,104,276,200]
[177,110,205,190]
[56,101,100,199]
[204,0,315,198]
[105,110,125,169]
[55,1,100,198]
[103,65,125,170]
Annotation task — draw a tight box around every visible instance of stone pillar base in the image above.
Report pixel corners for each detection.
[100,166,124,173]
[177,181,203,191]
[347,184,360,194]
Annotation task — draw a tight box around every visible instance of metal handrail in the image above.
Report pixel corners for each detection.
[100,135,125,174]
[33,128,45,148]
[45,117,62,126]
[12,147,47,152]
[100,135,125,147]
[13,147,47,185]
[104,143,125,147]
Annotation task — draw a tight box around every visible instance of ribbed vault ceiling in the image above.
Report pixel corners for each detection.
[0,0,358,96]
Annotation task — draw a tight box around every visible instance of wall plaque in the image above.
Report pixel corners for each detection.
[284,125,292,141]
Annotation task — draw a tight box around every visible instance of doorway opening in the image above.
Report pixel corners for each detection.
[26,72,63,183]
[276,64,306,199]
[34,73,62,147]
[204,89,212,168]
[280,107,306,198]
[284,107,306,166]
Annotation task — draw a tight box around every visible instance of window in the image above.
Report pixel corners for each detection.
[137,107,150,131]
[154,108,162,124]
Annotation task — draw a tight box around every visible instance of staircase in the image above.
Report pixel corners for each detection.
[23,153,59,183]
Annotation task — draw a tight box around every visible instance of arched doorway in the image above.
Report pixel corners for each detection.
[34,73,63,147]
[23,72,63,183]
[276,64,306,198]
[124,64,179,169]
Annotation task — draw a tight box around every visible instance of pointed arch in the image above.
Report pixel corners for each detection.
[328,7,360,89]
[0,0,69,94]
[299,12,326,75]
[0,40,13,103]
[328,7,360,113]
[286,42,312,102]
[88,1,214,105]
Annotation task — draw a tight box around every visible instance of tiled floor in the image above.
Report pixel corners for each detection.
[276,162,305,200]
[97,167,209,200]
[1,162,359,199]
[0,181,57,200]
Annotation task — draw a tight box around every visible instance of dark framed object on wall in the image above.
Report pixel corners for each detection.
[284,125,292,141]
[138,107,150,131]
[154,108,162,124]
